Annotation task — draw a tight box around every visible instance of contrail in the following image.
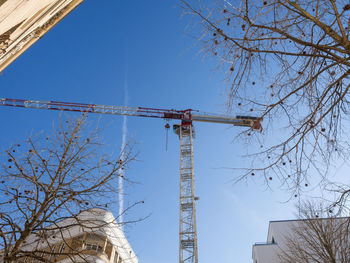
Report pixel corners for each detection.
[118,63,128,229]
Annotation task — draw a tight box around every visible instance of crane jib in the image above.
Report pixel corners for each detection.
[0,98,262,130]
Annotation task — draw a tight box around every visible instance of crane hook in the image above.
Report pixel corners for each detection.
[165,122,170,151]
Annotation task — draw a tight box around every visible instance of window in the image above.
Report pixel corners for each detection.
[84,233,105,254]
[98,245,103,252]
[85,243,103,253]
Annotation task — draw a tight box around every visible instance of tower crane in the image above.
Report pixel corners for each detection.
[0,97,262,263]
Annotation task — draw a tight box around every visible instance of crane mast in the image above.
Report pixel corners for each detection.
[174,123,198,263]
[0,98,262,263]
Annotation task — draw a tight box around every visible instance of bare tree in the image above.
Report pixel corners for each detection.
[278,202,350,263]
[0,116,138,262]
[181,0,350,196]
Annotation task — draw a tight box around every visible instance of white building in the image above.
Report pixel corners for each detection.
[3,208,138,263]
[252,220,294,263]
[252,217,350,263]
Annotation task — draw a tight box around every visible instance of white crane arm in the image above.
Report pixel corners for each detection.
[0,98,262,130]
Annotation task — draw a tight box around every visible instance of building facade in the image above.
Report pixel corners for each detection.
[0,0,85,72]
[4,208,138,263]
[252,220,294,263]
[252,217,350,263]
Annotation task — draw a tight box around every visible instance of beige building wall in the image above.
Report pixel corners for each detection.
[0,0,85,72]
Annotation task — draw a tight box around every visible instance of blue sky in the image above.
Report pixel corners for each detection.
[0,1,328,262]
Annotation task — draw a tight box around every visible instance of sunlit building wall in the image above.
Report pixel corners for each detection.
[15,209,138,263]
[0,0,85,72]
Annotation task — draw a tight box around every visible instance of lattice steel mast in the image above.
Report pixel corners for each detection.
[174,123,198,263]
[0,98,262,263]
